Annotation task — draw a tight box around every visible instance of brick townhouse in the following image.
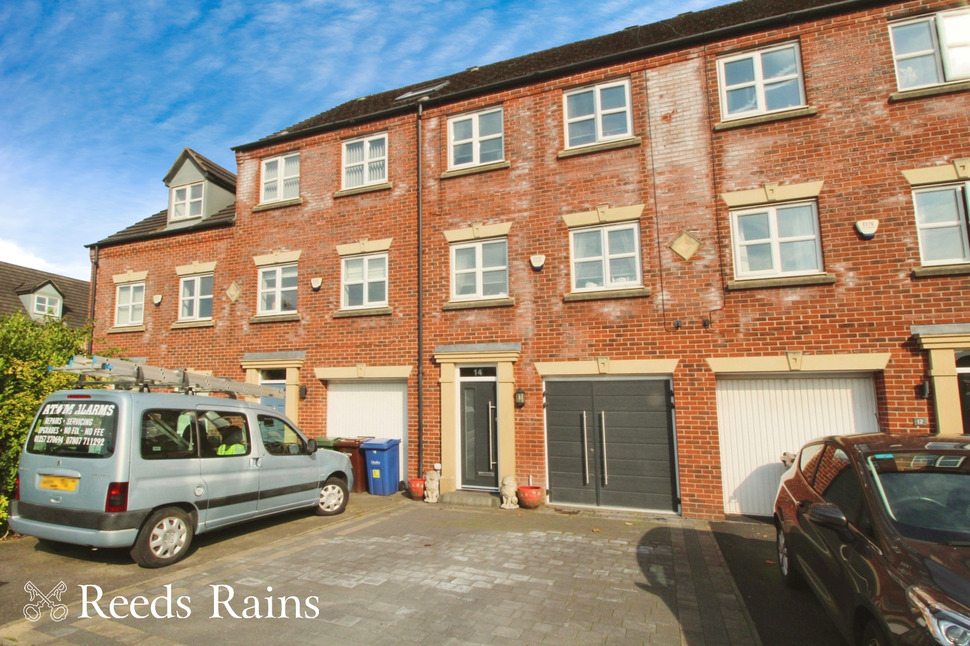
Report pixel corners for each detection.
[88,0,970,519]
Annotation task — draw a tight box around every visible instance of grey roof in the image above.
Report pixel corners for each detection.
[235,0,891,151]
[91,204,236,248]
[0,261,90,327]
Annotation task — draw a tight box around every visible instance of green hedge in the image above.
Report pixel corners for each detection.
[0,313,91,532]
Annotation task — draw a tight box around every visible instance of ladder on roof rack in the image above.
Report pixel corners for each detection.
[52,355,281,399]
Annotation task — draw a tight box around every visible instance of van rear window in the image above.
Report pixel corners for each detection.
[27,400,117,457]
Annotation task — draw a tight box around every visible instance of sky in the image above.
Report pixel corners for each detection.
[0,0,732,280]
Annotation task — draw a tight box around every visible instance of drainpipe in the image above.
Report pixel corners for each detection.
[86,245,99,355]
[416,100,426,478]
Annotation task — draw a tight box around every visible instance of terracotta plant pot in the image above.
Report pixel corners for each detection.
[517,485,544,509]
[409,478,426,500]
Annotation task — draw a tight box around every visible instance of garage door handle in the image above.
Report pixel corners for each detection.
[582,411,590,485]
[600,411,608,486]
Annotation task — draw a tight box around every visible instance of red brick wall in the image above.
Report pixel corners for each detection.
[92,0,967,519]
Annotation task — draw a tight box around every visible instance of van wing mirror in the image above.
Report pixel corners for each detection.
[306,439,317,453]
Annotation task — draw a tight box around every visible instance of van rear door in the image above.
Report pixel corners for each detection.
[19,395,123,515]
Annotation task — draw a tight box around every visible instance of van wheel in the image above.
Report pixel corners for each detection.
[316,477,348,516]
[131,507,193,568]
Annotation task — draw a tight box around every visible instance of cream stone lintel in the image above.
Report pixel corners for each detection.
[562,204,644,229]
[901,159,970,186]
[175,261,218,276]
[706,353,891,374]
[433,349,521,367]
[914,332,970,350]
[534,358,679,377]
[253,250,302,266]
[443,222,512,243]
[241,357,305,424]
[112,270,148,284]
[336,238,394,256]
[720,181,824,208]
[314,365,412,381]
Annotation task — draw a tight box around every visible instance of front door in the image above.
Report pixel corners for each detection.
[460,368,498,489]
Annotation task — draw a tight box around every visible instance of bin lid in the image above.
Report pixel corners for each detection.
[360,437,401,449]
[334,438,364,448]
[317,437,342,448]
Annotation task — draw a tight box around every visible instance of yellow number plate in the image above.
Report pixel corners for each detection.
[39,476,78,492]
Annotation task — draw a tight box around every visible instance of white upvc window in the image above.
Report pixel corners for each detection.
[448,107,504,169]
[341,253,388,309]
[171,182,204,220]
[33,294,62,317]
[563,79,632,149]
[179,274,213,321]
[913,184,970,265]
[890,9,970,91]
[342,133,387,189]
[451,238,509,300]
[569,223,642,292]
[717,42,806,120]
[115,283,145,326]
[730,201,823,279]
[260,152,300,204]
[258,264,298,315]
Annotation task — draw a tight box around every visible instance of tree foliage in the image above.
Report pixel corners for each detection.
[0,312,90,531]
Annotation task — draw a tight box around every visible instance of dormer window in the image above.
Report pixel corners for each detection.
[171,182,204,220]
[32,294,62,318]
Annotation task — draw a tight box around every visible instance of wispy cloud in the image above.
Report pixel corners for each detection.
[0,0,731,280]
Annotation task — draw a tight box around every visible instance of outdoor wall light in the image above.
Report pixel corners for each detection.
[299,385,308,400]
[514,387,526,408]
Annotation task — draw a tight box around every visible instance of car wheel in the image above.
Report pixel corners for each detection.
[130,507,193,568]
[861,619,891,646]
[316,477,348,516]
[776,525,804,588]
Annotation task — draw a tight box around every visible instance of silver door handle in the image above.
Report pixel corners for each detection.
[582,411,590,485]
[600,411,608,486]
[488,401,496,469]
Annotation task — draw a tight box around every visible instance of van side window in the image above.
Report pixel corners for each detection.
[199,410,251,457]
[141,410,198,460]
[258,415,307,456]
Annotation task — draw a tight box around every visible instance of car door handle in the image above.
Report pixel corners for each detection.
[251,457,262,468]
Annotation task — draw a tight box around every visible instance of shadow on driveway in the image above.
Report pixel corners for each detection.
[711,517,847,646]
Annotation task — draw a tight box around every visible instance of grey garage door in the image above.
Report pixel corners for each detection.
[546,380,677,511]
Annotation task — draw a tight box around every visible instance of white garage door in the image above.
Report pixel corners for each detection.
[327,381,408,480]
[716,374,878,517]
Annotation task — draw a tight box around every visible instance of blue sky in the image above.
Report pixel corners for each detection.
[0,0,730,280]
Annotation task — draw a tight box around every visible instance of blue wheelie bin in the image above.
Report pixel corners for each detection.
[361,438,401,495]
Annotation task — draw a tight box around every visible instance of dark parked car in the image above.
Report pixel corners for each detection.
[774,433,970,646]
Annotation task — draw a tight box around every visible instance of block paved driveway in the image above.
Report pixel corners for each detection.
[1,496,759,646]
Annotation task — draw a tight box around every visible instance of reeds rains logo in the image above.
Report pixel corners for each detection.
[23,581,69,622]
[22,582,321,621]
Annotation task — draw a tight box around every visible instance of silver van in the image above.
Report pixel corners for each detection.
[10,389,353,567]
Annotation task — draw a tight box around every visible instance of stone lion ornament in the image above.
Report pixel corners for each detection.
[424,469,440,503]
[500,476,518,509]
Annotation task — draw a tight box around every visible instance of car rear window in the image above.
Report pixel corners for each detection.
[27,399,117,458]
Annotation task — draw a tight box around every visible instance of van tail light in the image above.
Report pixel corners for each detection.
[105,482,129,513]
[13,476,19,500]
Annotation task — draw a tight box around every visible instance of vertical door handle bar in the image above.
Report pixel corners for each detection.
[582,411,590,485]
[488,401,496,469]
[600,411,608,486]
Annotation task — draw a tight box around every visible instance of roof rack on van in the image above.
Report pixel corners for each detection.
[52,355,282,399]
